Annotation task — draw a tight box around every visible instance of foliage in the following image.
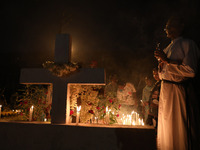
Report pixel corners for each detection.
[70,84,121,124]
[70,85,102,123]
[0,88,10,111]
[42,61,80,77]
[16,85,51,121]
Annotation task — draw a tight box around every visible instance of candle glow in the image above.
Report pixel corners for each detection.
[76,106,81,125]
[29,105,34,121]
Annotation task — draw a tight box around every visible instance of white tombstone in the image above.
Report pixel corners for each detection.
[20,34,105,124]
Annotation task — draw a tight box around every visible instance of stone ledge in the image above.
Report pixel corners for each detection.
[0,121,156,150]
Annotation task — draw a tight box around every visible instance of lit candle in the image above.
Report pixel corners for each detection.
[131,111,134,125]
[0,105,2,118]
[135,113,138,125]
[94,117,97,124]
[129,115,132,125]
[141,119,144,126]
[106,106,109,124]
[29,105,34,121]
[132,120,136,125]
[76,106,81,125]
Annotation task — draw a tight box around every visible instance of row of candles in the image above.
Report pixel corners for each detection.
[0,104,34,121]
[105,106,144,126]
[75,105,144,126]
[1,104,144,125]
[121,113,144,126]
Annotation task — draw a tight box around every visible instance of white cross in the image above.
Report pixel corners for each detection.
[20,34,105,124]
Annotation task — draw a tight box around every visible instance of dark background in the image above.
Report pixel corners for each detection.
[1,0,200,104]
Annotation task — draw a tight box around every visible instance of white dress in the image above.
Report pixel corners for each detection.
[117,82,136,105]
[157,37,200,150]
[117,82,137,117]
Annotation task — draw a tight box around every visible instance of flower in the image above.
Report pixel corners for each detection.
[70,110,74,115]
[96,106,100,110]
[89,110,94,114]
[116,114,119,117]
[109,99,113,103]
[24,101,28,104]
[118,104,121,109]
[43,61,80,77]
[102,106,105,109]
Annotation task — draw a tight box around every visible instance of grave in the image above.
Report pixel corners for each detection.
[0,34,157,150]
[20,34,105,124]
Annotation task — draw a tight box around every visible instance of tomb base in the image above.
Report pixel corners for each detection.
[0,121,157,150]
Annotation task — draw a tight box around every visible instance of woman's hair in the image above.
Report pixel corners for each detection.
[117,79,126,86]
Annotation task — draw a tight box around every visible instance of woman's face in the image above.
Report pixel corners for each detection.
[153,70,160,81]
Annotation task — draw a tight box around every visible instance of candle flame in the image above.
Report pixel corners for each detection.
[31,105,34,109]
[106,106,108,112]
[132,121,136,125]
[142,119,144,126]
[77,106,81,112]
[123,120,125,125]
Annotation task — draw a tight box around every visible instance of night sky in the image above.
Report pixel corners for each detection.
[1,0,200,100]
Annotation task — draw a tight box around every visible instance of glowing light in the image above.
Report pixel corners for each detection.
[29,105,34,121]
[77,106,81,112]
[123,120,126,125]
[105,106,110,124]
[76,106,81,125]
[132,121,136,125]
[141,119,144,126]
[106,106,108,112]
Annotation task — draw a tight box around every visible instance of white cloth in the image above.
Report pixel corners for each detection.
[117,82,136,105]
[157,37,200,150]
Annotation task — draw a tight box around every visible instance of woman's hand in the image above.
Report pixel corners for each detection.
[154,50,169,64]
